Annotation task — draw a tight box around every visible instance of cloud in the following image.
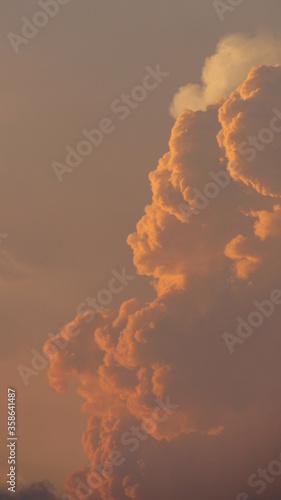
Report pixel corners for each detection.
[170,34,281,117]
[43,65,281,499]
[0,482,58,500]
[218,65,281,198]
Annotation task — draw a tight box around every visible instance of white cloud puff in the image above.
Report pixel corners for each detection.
[170,34,281,117]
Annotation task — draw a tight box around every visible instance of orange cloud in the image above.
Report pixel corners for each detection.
[43,64,281,500]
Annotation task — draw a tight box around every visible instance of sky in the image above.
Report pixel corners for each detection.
[1,1,281,499]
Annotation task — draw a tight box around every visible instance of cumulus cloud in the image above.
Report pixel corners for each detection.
[218,65,281,198]
[170,33,281,117]
[42,65,281,499]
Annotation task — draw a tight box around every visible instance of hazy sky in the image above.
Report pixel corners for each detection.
[1,1,281,499]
